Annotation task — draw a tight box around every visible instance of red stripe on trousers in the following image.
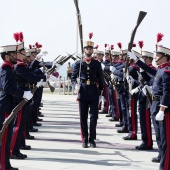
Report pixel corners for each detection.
[164,113,170,170]
[104,83,108,113]
[145,109,152,147]
[131,97,136,138]
[1,113,9,170]
[113,91,119,119]
[10,109,22,156]
[78,100,83,142]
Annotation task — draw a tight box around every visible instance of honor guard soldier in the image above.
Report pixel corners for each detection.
[10,36,46,159]
[101,45,117,121]
[0,42,33,170]
[71,33,103,148]
[128,45,170,170]
[133,51,155,150]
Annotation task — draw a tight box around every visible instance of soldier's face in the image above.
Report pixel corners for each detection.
[155,53,166,65]
[9,52,17,64]
[84,47,93,57]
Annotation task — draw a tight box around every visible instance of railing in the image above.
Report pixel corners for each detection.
[45,77,78,95]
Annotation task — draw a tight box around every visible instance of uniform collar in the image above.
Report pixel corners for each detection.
[83,57,93,63]
[1,61,14,69]
[148,63,156,69]
[16,59,28,66]
[158,62,170,69]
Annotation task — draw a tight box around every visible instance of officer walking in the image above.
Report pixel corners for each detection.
[71,35,103,148]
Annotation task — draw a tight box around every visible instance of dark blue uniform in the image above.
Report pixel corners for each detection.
[71,59,103,144]
[136,60,170,170]
[10,61,46,157]
[0,61,24,170]
[103,60,118,120]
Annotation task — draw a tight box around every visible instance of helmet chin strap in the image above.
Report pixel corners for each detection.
[155,55,164,62]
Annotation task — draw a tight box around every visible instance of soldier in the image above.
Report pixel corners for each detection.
[132,51,154,150]
[10,41,46,159]
[71,35,103,148]
[101,48,117,121]
[128,45,170,170]
[0,43,33,170]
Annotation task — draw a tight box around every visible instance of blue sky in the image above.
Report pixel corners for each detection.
[0,0,170,76]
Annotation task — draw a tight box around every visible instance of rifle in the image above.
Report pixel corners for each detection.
[74,0,83,54]
[41,58,55,93]
[137,71,152,105]
[0,81,43,143]
[125,11,147,74]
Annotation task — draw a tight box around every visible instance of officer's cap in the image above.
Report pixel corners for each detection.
[142,51,154,58]
[154,46,170,56]
[0,44,17,53]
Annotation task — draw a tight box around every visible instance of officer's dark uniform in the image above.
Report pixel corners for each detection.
[71,50,103,147]
[136,47,170,170]
[0,53,24,169]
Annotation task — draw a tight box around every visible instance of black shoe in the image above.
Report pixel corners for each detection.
[117,129,129,133]
[151,157,160,163]
[40,103,43,107]
[109,117,119,122]
[10,167,19,170]
[37,117,43,121]
[10,152,27,159]
[82,142,88,148]
[33,122,42,126]
[25,134,35,140]
[28,127,38,132]
[90,140,96,148]
[38,112,44,117]
[135,144,153,150]
[123,135,137,140]
[105,114,112,117]
[20,145,31,150]
[115,123,123,127]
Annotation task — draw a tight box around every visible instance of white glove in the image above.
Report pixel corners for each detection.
[156,110,164,121]
[127,51,137,61]
[110,66,116,72]
[130,87,140,95]
[111,73,116,79]
[37,81,42,87]
[41,82,47,87]
[142,85,152,96]
[140,68,144,72]
[35,54,43,61]
[23,91,33,100]
[75,84,80,90]
[101,63,105,70]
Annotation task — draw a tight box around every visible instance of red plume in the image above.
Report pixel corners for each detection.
[117,42,122,49]
[89,32,93,39]
[38,44,42,48]
[104,44,107,48]
[94,45,99,49]
[138,41,144,49]
[157,33,164,43]
[29,45,32,49]
[35,42,39,47]
[13,33,20,42]
[110,44,114,50]
[19,32,24,42]
[132,43,136,47]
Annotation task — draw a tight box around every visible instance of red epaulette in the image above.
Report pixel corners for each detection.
[16,62,27,66]
[1,61,14,69]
